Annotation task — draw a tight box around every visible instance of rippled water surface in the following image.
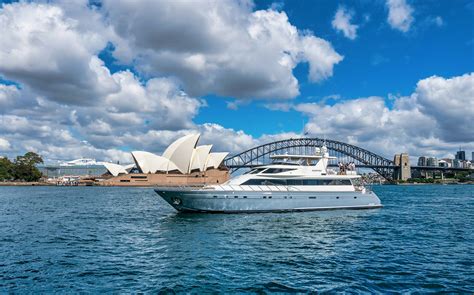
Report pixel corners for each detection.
[0,185,473,293]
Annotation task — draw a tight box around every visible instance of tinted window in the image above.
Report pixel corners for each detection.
[243,178,352,186]
[289,179,352,185]
[242,179,286,186]
[262,168,296,174]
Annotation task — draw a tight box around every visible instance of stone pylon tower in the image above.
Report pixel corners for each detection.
[393,153,411,180]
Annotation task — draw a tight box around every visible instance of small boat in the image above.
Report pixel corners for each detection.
[155,145,382,213]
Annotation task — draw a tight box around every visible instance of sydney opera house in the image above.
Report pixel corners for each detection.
[100,134,229,186]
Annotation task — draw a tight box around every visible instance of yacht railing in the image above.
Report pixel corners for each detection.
[167,183,363,193]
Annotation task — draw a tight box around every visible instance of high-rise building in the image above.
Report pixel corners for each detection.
[417,156,427,166]
[472,152,474,161]
[456,150,466,161]
[427,157,438,167]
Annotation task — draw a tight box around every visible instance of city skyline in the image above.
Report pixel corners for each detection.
[0,0,473,163]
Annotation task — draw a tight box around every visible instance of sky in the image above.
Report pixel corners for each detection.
[0,0,473,164]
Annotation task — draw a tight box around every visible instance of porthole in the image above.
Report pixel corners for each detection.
[263,196,267,199]
[309,197,316,199]
[354,196,357,199]
[336,197,339,199]
[234,196,238,198]
[243,196,247,199]
[213,196,217,198]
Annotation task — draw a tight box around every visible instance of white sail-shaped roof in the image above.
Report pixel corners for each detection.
[189,145,213,173]
[103,162,129,177]
[131,151,178,173]
[123,163,136,172]
[162,134,200,173]
[205,152,229,170]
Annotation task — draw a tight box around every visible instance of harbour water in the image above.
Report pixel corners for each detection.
[0,185,473,292]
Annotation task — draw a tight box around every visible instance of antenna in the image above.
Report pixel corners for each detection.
[301,118,307,137]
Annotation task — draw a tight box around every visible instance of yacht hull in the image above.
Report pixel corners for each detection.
[154,187,382,213]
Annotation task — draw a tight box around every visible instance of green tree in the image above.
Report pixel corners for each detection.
[12,152,44,182]
[16,152,43,166]
[0,157,13,181]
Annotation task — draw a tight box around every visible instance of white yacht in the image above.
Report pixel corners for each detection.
[155,146,382,213]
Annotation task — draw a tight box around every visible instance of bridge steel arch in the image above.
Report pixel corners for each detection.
[223,138,396,180]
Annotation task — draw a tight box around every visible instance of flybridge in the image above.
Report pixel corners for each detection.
[269,145,337,172]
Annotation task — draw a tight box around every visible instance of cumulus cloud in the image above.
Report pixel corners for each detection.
[332,7,358,40]
[414,73,474,142]
[0,84,20,109]
[1,1,471,165]
[0,2,118,105]
[103,0,343,99]
[0,138,11,151]
[386,0,414,32]
[294,73,474,158]
[0,1,207,161]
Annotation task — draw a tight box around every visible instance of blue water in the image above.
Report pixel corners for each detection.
[0,185,473,293]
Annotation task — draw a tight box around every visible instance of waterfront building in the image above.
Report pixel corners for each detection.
[426,157,438,167]
[60,158,101,166]
[456,151,466,161]
[38,158,110,178]
[38,134,229,186]
[472,152,474,161]
[37,164,107,178]
[442,158,453,167]
[462,160,471,169]
[102,134,228,176]
[438,159,449,168]
[417,156,427,166]
[100,134,229,186]
[453,159,461,168]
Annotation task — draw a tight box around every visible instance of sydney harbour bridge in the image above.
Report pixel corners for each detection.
[223,138,469,181]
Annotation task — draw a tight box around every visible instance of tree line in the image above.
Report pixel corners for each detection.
[0,152,44,182]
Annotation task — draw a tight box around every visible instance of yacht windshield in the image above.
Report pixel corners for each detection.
[250,168,266,174]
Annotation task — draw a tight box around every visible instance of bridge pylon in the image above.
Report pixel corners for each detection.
[393,153,411,180]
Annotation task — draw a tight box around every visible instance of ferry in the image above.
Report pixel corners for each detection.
[155,146,382,213]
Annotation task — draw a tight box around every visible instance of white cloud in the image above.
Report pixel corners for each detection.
[0,1,471,165]
[414,73,474,142]
[386,0,414,32]
[278,73,474,158]
[0,138,11,151]
[103,0,343,99]
[434,16,443,27]
[0,2,118,105]
[332,7,359,40]
[0,84,20,109]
